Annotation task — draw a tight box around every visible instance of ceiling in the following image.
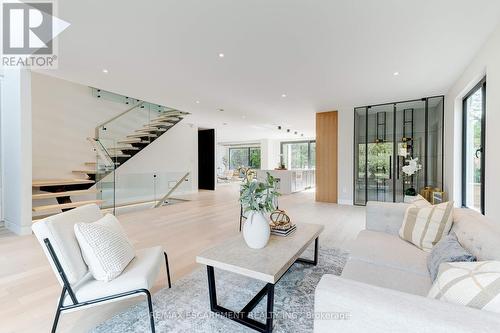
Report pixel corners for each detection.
[39,0,500,142]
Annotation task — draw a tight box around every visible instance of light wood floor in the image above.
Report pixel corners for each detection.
[0,184,365,333]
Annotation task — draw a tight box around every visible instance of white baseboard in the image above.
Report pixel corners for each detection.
[338,199,354,205]
[4,220,32,235]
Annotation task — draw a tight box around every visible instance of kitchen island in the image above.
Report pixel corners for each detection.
[256,169,315,195]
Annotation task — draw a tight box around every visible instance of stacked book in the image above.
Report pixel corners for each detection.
[271,224,296,237]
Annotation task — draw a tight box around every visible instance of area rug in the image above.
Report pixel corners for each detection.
[91,247,348,333]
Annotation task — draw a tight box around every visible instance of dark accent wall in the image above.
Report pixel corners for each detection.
[198,129,215,190]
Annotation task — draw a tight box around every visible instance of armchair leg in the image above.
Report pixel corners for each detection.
[51,287,66,333]
[164,252,172,288]
[144,290,156,333]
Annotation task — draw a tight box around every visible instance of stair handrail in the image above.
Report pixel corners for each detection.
[86,137,115,168]
[94,100,145,139]
[154,172,190,208]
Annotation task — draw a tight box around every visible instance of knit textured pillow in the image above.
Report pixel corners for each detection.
[399,201,454,252]
[428,261,500,314]
[74,214,135,282]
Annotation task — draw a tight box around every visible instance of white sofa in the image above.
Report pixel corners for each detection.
[314,201,500,333]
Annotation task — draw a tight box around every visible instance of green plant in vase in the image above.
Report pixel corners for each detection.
[240,171,280,249]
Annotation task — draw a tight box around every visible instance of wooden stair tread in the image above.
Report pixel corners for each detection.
[145,122,173,127]
[33,179,95,187]
[135,128,167,133]
[72,170,97,174]
[117,138,142,144]
[32,200,104,212]
[107,146,140,151]
[107,153,131,158]
[127,133,158,138]
[32,189,99,200]
[85,161,120,166]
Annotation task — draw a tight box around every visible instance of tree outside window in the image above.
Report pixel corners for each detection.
[229,147,261,170]
[281,141,316,170]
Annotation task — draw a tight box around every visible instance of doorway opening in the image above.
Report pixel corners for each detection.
[198,129,216,190]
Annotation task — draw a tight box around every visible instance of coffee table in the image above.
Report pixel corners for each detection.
[196,223,324,333]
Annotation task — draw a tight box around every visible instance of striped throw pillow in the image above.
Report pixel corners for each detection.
[428,261,500,314]
[399,201,454,252]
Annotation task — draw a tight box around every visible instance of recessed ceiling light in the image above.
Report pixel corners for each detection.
[393,72,400,76]
[242,115,246,119]
[287,129,290,133]
[195,100,200,104]
[102,69,109,74]
[278,126,282,130]
[218,53,225,58]
[281,94,287,98]
[222,122,228,126]
[218,108,224,112]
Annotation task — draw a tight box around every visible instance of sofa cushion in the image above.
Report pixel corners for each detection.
[64,246,163,306]
[427,232,476,281]
[349,230,429,276]
[399,201,454,252]
[428,261,500,314]
[342,258,432,296]
[452,208,500,261]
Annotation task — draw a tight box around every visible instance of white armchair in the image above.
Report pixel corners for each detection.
[32,204,171,333]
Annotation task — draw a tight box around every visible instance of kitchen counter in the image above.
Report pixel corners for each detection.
[256,169,315,195]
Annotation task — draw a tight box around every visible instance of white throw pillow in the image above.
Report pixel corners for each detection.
[74,214,135,282]
[399,201,454,252]
[428,261,500,314]
[408,194,432,208]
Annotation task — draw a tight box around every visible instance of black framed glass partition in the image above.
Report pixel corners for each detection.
[354,96,444,205]
[280,140,316,170]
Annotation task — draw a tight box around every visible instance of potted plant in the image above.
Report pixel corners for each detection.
[240,171,280,249]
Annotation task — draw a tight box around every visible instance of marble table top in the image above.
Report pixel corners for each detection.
[196,223,324,283]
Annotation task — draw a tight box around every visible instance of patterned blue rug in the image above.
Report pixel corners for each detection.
[91,247,347,333]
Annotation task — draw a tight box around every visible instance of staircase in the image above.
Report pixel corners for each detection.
[32,89,190,220]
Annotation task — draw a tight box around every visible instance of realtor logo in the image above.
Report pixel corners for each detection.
[3,2,53,54]
[2,1,69,68]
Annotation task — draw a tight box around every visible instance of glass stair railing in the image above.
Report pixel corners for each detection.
[89,88,190,213]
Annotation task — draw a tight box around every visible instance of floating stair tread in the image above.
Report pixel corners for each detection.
[85,161,120,166]
[107,146,140,151]
[107,153,131,158]
[33,179,95,187]
[32,200,105,212]
[72,170,97,174]
[127,133,158,138]
[117,138,142,144]
[135,128,167,133]
[32,189,99,200]
[145,122,174,127]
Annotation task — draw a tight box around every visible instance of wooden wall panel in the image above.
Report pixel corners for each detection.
[315,111,338,203]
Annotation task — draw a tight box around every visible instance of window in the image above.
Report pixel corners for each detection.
[462,78,486,214]
[229,147,261,170]
[280,141,316,170]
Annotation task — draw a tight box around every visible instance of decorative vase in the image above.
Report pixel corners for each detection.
[243,211,270,249]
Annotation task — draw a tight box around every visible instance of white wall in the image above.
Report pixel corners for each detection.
[31,72,130,179]
[260,139,281,170]
[337,109,354,205]
[31,73,198,198]
[1,68,33,235]
[444,22,500,221]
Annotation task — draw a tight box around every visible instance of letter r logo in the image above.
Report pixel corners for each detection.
[2,2,53,54]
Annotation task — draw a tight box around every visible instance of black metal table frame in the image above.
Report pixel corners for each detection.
[206,237,319,333]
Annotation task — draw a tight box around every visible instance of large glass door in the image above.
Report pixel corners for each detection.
[462,79,486,214]
[366,104,395,202]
